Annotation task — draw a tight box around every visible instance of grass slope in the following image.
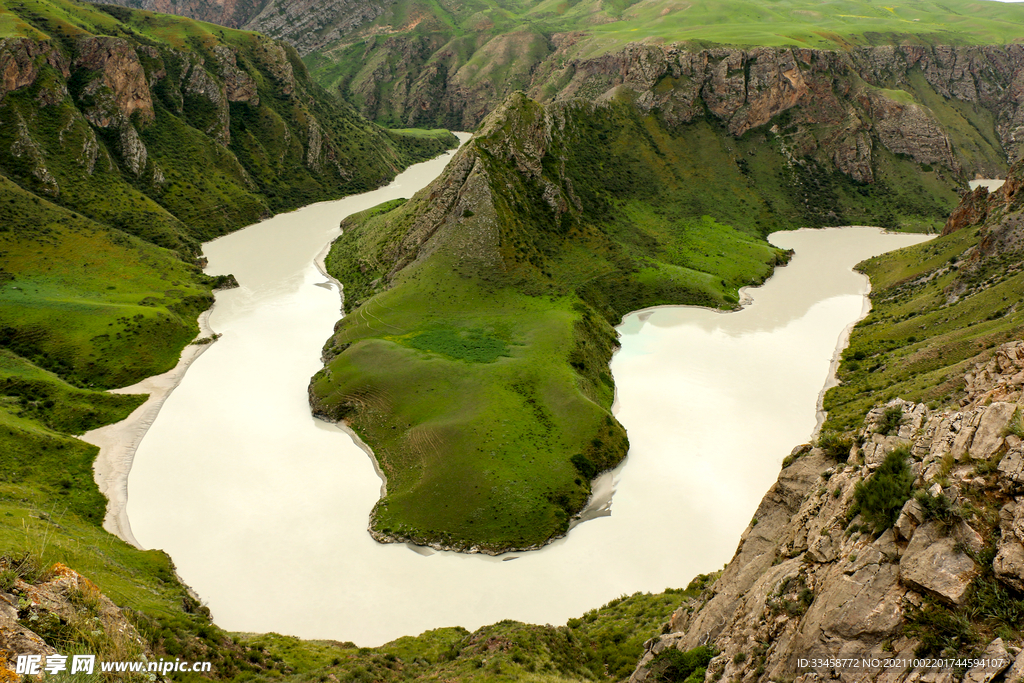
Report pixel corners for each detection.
[823,166,1024,432]
[311,91,960,553]
[0,1,457,674]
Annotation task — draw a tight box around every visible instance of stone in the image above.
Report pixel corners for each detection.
[953,521,985,555]
[0,610,57,679]
[994,502,1024,591]
[899,522,978,605]
[971,402,1017,460]
[895,498,925,541]
[998,449,1024,489]
[963,639,1011,683]
[1005,648,1024,683]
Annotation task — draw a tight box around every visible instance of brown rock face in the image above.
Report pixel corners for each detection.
[74,36,154,125]
[91,0,269,29]
[0,38,69,102]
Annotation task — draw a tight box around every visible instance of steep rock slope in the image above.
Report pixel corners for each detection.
[631,354,1024,683]
[320,39,1024,178]
[88,0,1024,179]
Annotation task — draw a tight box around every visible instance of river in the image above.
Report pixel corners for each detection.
[121,142,931,646]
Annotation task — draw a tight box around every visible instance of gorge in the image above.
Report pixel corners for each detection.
[3,0,1024,680]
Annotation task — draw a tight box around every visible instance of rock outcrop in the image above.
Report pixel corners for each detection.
[0,561,148,680]
[630,343,1024,683]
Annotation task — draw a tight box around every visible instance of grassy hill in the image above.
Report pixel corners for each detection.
[308,85,972,552]
[0,0,455,673]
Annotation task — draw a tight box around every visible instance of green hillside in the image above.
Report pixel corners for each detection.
[0,0,456,673]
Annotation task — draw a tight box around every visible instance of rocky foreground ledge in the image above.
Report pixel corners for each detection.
[632,341,1024,683]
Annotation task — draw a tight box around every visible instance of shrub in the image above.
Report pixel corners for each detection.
[816,431,853,461]
[647,645,716,683]
[852,447,914,534]
[570,453,597,480]
[913,490,961,527]
[904,600,979,658]
[877,406,905,436]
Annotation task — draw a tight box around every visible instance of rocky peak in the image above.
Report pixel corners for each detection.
[0,38,68,103]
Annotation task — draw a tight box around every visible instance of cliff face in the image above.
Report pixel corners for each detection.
[630,345,1024,683]
[334,40,1022,179]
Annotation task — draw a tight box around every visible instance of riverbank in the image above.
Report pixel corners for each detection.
[82,310,217,547]
[122,219,928,644]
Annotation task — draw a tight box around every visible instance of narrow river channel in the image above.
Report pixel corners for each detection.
[122,140,931,645]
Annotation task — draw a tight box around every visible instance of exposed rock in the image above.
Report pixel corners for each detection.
[9,112,59,196]
[116,119,148,176]
[0,38,69,102]
[964,639,1012,683]
[970,401,1017,460]
[181,57,230,145]
[994,501,1024,591]
[73,36,154,125]
[631,340,1024,683]
[900,521,978,606]
[213,44,259,105]
[894,497,925,541]
[0,562,147,680]
[1006,647,1024,683]
[0,611,56,680]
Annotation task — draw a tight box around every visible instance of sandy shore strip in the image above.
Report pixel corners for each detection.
[81,310,216,548]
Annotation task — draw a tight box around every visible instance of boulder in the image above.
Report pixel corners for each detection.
[994,502,1024,591]
[899,522,978,605]
[963,638,1011,683]
[1005,647,1024,683]
[971,402,1017,460]
[894,498,925,541]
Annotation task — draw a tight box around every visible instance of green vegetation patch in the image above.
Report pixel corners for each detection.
[231,581,710,683]
[851,446,914,534]
[390,327,512,363]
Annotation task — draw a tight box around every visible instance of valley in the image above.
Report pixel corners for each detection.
[2,0,1024,680]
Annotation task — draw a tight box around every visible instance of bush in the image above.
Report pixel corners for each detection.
[570,453,597,480]
[853,447,914,534]
[904,600,979,658]
[913,490,960,527]
[647,645,716,683]
[816,431,853,461]
[877,406,905,436]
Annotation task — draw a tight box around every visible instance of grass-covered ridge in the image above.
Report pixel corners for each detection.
[823,161,1024,432]
[311,89,964,553]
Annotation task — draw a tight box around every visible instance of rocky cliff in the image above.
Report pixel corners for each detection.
[330,40,1022,181]
[89,0,1024,185]
[629,343,1024,683]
